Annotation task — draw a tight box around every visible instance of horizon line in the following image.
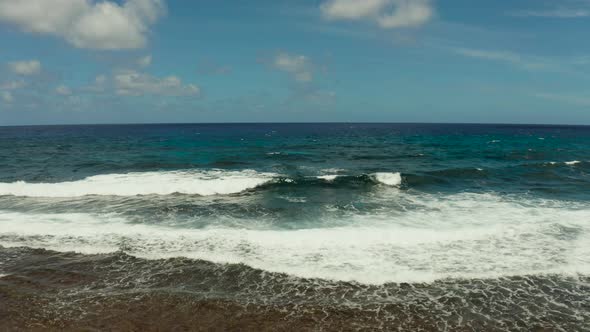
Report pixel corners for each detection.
[1,121,590,128]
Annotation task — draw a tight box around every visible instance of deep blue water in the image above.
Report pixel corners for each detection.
[1,123,589,198]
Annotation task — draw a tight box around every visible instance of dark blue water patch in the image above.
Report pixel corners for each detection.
[1,123,589,200]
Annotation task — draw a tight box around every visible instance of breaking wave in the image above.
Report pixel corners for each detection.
[1,192,588,284]
[0,170,278,197]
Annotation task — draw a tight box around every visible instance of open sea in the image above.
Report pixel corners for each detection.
[0,123,589,331]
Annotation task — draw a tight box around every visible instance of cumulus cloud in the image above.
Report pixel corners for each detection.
[8,60,41,75]
[1,91,13,103]
[272,52,314,82]
[321,0,388,19]
[55,85,72,95]
[0,0,166,49]
[320,0,433,29]
[113,69,200,96]
[137,55,152,67]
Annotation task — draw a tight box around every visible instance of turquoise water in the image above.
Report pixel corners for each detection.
[0,123,589,329]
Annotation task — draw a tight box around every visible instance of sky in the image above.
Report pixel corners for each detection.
[1,0,590,125]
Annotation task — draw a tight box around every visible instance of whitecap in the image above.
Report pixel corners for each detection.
[0,170,277,197]
[372,172,402,187]
[317,175,340,182]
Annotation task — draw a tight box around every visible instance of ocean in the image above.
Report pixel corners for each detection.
[0,123,589,331]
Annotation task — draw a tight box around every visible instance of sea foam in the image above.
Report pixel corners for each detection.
[0,170,277,197]
[1,193,588,284]
[317,175,340,181]
[372,172,402,186]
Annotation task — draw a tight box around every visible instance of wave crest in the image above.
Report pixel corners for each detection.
[0,170,277,197]
[372,172,402,186]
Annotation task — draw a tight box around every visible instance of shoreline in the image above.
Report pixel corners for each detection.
[1,246,587,331]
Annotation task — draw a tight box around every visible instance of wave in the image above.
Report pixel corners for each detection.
[316,175,340,182]
[0,170,277,197]
[0,170,406,198]
[1,193,588,284]
[546,160,585,166]
[371,172,402,186]
[2,163,587,199]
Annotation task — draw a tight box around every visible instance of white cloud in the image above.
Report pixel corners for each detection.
[273,52,314,82]
[512,9,590,18]
[95,74,107,85]
[0,0,166,50]
[451,47,590,78]
[451,47,560,71]
[320,0,433,29]
[55,85,72,95]
[113,69,200,96]
[1,91,13,103]
[534,93,590,106]
[81,74,107,93]
[8,60,41,75]
[321,0,389,20]
[453,48,522,63]
[0,80,24,104]
[377,0,434,28]
[510,1,590,18]
[137,55,152,67]
[0,80,26,90]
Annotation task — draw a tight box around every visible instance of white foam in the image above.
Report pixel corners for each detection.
[317,175,340,182]
[372,172,402,186]
[0,170,277,197]
[565,160,581,165]
[547,161,583,166]
[1,193,588,284]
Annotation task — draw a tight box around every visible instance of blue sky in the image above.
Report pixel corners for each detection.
[1,0,590,125]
